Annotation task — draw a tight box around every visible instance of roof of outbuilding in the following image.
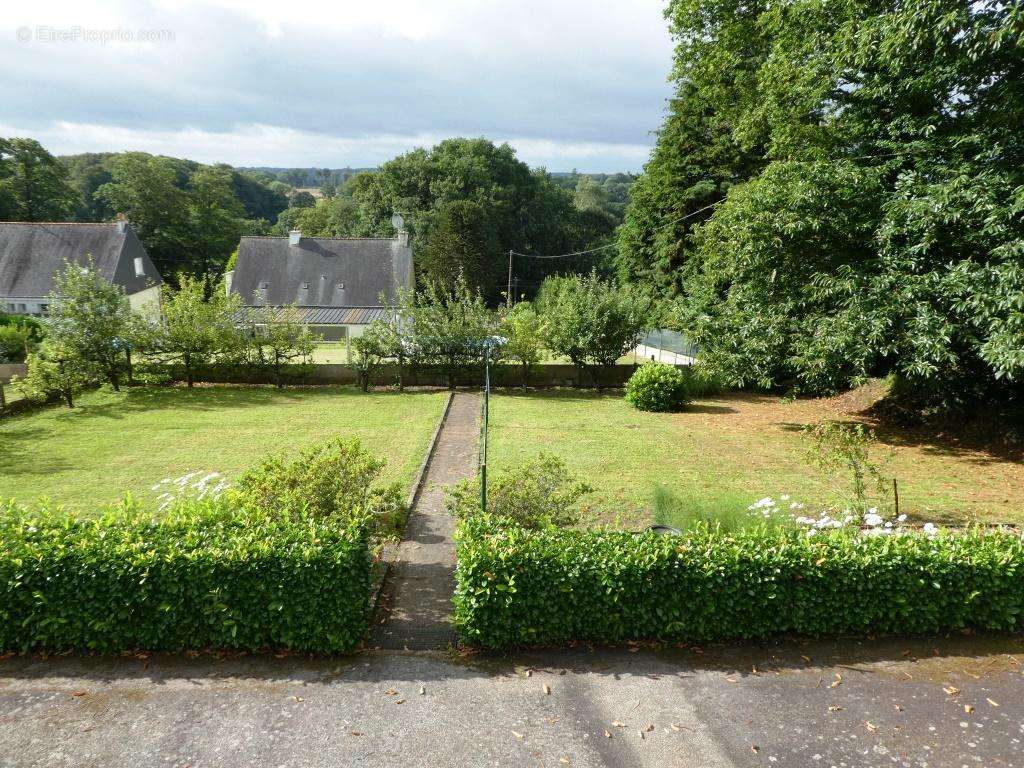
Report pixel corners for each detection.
[230,235,412,308]
[236,305,389,325]
[0,221,162,298]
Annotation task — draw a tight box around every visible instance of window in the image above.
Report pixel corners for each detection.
[301,281,310,290]
[134,257,145,277]
[16,303,27,312]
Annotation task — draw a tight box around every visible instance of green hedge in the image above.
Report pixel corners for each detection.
[454,517,1024,649]
[0,502,371,653]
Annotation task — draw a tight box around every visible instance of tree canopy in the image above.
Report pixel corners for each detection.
[622,0,1024,411]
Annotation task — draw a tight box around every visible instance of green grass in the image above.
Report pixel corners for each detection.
[0,385,448,512]
[488,390,1024,527]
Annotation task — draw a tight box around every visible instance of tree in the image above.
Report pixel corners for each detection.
[289,190,316,209]
[499,301,545,390]
[0,137,77,221]
[14,339,93,408]
[625,0,1024,412]
[95,153,191,277]
[351,320,392,392]
[345,138,612,303]
[149,275,241,387]
[414,275,495,389]
[46,261,137,391]
[246,304,318,388]
[187,165,245,277]
[419,201,501,298]
[539,272,653,388]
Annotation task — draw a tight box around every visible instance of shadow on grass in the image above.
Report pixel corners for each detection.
[777,417,1024,466]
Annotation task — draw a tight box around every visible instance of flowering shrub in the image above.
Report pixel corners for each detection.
[624,362,691,412]
[454,516,1024,649]
[0,498,371,653]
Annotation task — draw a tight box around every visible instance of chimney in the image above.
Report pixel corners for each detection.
[289,230,302,246]
[115,213,128,234]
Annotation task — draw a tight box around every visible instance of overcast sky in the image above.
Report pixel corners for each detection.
[0,0,675,173]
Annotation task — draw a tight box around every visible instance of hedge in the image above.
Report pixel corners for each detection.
[454,517,1024,649]
[0,502,371,653]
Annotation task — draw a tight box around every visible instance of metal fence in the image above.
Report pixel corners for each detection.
[633,329,698,364]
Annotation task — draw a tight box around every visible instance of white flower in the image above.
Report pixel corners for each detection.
[864,512,884,527]
[780,494,791,501]
[923,522,938,535]
[897,514,907,522]
[806,529,817,537]
[790,502,805,510]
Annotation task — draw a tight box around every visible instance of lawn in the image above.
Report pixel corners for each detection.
[0,386,448,512]
[487,387,1024,527]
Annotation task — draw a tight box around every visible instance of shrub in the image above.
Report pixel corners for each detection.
[0,499,371,653]
[625,362,690,412]
[454,519,1024,649]
[0,324,32,363]
[235,436,405,534]
[447,454,591,530]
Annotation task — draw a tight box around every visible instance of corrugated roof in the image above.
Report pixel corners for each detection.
[236,305,389,325]
[230,235,412,307]
[0,221,162,298]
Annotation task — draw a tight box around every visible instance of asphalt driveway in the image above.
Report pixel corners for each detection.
[1,634,1022,767]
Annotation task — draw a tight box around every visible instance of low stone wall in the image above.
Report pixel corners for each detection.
[0,363,27,383]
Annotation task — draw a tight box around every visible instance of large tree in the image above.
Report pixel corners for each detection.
[627,0,1024,411]
[0,138,77,221]
[95,153,191,276]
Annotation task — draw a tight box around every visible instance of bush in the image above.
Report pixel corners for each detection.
[0,324,33,363]
[447,454,591,530]
[625,362,690,412]
[0,499,371,653]
[454,519,1024,649]
[235,436,404,535]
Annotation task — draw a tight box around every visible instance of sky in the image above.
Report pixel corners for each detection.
[0,0,675,173]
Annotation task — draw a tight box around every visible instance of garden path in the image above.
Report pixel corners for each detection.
[370,391,480,650]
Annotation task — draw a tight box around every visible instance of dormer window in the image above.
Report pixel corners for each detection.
[336,282,346,290]
[259,281,269,290]
[133,257,145,277]
[301,281,310,290]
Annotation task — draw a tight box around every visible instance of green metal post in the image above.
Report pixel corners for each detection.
[481,345,490,512]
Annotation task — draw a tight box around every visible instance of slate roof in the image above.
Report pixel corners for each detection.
[230,235,412,312]
[0,221,162,298]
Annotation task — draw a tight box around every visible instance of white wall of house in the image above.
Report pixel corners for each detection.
[3,285,161,321]
[1,297,52,317]
[128,284,162,320]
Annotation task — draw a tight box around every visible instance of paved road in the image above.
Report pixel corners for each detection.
[1,634,1022,767]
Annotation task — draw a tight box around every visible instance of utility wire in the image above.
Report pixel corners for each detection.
[508,144,988,262]
[510,199,724,260]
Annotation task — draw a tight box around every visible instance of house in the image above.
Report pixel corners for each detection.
[227,228,413,341]
[0,220,163,318]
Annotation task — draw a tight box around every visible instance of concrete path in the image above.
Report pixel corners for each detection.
[371,391,480,650]
[2,635,1023,767]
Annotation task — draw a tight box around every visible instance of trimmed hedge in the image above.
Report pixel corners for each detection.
[0,502,371,653]
[454,517,1024,649]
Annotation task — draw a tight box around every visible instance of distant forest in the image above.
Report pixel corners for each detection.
[2,136,635,301]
